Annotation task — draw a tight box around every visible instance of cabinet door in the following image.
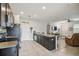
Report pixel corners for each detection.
[1,3,6,27]
[49,37,55,50]
[6,4,14,27]
[37,34,40,43]
[44,37,49,49]
[0,3,1,25]
[41,36,45,46]
[0,3,14,27]
[0,47,17,56]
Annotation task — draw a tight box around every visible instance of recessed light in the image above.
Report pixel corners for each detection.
[42,6,46,10]
[20,11,24,15]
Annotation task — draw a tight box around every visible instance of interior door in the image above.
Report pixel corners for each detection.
[21,22,33,41]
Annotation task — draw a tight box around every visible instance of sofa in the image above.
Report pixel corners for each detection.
[65,33,79,47]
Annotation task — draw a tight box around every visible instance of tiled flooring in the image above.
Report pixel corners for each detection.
[19,38,79,56]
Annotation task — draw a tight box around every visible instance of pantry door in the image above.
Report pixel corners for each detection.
[21,22,33,41]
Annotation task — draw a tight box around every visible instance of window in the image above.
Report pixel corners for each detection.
[73,24,79,33]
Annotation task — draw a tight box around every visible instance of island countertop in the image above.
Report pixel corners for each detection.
[36,32,55,37]
[4,35,18,39]
[41,34,55,37]
[0,41,17,49]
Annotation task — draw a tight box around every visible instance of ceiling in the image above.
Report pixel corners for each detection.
[9,3,79,21]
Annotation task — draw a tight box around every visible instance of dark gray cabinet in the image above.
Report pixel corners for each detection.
[33,33,56,50]
[0,3,1,26]
[0,46,17,56]
[0,3,20,56]
[0,3,14,27]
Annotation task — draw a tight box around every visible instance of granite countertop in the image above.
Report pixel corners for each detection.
[36,32,55,37]
[0,41,17,49]
[41,34,55,37]
[5,35,17,38]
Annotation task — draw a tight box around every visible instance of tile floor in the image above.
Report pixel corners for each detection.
[19,38,79,56]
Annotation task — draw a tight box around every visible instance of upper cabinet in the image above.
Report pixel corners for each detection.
[0,3,14,28]
[0,4,1,25]
[0,3,6,27]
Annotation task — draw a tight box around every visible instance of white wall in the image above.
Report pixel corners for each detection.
[14,14,79,40]
[32,21,47,33]
[20,20,48,41]
[13,13,79,41]
[50,20,79,38]
[14,15,49,41]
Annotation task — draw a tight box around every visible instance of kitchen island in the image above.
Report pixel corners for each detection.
[33,33,58,50]
[0,41,18,56]
[0,3,20,56]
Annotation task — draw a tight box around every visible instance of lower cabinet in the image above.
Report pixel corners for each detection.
[33,34,56,50]
[48,37,55,50]
[0,46,17,56]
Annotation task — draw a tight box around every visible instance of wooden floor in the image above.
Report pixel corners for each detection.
[19,39,79,56]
